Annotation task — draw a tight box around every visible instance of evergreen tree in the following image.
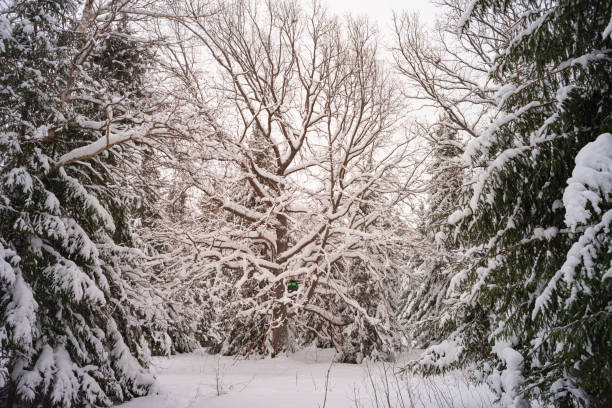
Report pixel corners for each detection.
[0,0,159,405]
[399,121,464,347]
[414,1,612,407]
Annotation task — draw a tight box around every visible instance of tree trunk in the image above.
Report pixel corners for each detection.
[271,280,288,357]
[271,218,289,356]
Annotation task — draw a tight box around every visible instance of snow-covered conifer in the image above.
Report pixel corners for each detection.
[0,0,169,404]
[399,122,464,347]
[411,1,612,406]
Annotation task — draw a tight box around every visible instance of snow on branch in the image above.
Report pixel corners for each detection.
[53,123,168,171]
[563,133,612,230]
[303,304,350,326]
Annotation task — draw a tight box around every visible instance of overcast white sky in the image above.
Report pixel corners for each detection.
[325,0,441,32]
[323,1,444,124]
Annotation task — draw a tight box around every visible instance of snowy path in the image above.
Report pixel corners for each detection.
[117,348,499,408]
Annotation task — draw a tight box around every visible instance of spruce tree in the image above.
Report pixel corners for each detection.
[0,0,156,405]
[400,121,464,347]
[414,1,612,407]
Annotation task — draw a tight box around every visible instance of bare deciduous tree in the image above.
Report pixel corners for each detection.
[145,0,424,358]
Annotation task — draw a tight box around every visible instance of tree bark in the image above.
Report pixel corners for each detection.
[271,216,289,356]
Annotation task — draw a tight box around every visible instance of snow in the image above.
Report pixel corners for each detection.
[494,84,516,107]
[533,209,612,318]
[44,191,61,213]
[507,10,554,50]
[490,340,525,407]
[117,349,499,408]
[54,121,165,169]
[49,347,80,407]
[0,243,17,285]
[14,344,112,407]
[533,135,612,316]
[6,167,34,194]
[562,133,612,230]
[0,14,10,50]
[62,171,116,233]
[43,260,105,304]
[532,227,558,240]
[556,50,610,72]
[434,231,446,244]
[604,15,612,39]
[4,272,38,348]
[457,0,478,35]
[108,319,155,396]
[418,339,464,369]
[303,304,347,326]
[448,207,472,225]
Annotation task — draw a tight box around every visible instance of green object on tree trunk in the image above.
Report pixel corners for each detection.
[287,280,298,292]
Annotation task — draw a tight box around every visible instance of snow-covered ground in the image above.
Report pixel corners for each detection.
[117,348,500,408]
